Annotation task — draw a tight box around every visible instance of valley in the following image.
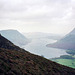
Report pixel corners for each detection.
[23,33,67,59]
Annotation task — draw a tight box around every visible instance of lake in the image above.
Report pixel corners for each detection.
[23,38,68,59]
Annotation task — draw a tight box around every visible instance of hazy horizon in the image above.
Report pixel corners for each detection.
[0,0,75,35]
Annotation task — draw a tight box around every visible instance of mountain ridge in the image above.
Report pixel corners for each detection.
[47,28,75,50]
[0,34,25,51]
[0,29,29,47]
[0,34,75,75]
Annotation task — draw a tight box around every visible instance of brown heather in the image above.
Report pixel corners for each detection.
[0,34,75,75]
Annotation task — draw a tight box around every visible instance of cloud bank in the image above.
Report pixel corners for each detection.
[0,0,75,34]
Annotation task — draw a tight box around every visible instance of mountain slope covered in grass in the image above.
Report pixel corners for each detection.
[0,34,75,75]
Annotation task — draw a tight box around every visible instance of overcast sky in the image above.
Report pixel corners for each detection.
[0,0,75,35]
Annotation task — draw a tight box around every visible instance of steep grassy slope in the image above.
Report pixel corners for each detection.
[0,48,75,75]
[0,34,75,75]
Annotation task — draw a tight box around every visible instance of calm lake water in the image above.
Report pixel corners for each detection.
[23,38,68,59]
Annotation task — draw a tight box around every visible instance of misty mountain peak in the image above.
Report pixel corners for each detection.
[0,29,29,47]
[47,28,75,50]
[70,28,75,35]
[0,34,20,50]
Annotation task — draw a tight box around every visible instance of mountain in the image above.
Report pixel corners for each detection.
[0,34,75,75]
[0,34,25,51]
[0,30,29,47]
[47,28,75,50]
[23,32,62,40]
